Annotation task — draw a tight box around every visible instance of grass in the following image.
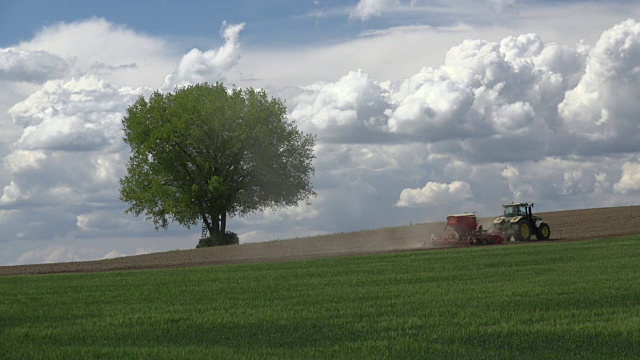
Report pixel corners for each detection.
[1,236,639,359]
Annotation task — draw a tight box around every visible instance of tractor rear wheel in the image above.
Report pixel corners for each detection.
[536,223,551,240]
[513,220,532,241]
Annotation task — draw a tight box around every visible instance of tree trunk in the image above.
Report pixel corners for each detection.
[213,214,219,234]
[202,211,227,237]
[202,214,220,237]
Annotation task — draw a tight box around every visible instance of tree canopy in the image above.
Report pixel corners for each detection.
[119,83,316,242]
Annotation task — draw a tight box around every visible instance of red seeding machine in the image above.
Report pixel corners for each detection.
[431,213,504,245]
[431,202,551,246]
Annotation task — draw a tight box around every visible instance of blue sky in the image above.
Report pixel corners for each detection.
[0,0,364,48]
[1,0,640,265]
[2,1,634,50]
[1,1,246,42]
[2,0,604,48]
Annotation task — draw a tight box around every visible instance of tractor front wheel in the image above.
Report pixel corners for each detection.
[513,220,532,241]
[536,223,551,240]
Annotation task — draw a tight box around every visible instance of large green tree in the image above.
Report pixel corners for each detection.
[119,83,316,242]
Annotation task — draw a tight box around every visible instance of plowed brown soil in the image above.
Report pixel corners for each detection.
[2,205,639,276]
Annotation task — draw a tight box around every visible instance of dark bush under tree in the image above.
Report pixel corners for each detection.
[196,231,239,248]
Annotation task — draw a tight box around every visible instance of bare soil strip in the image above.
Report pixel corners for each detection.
[2,205,639,276]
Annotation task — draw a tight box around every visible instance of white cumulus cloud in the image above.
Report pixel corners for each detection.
[290,30,592,164]
[0,48,71,83]
[614,160,640,194]
[163,21,245,90]
[397,181,472,207]
[290,70,390,143]
[559,19,640,153]
[9,75,145,151]
[76,210,135,231]
[3,150,47,173]
[1,181,26,206]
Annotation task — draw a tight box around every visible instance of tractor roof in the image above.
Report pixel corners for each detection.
[502,202,533,207]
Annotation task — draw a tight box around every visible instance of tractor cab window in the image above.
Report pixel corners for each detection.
[505,205,527,216]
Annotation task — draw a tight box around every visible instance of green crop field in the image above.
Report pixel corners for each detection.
[1,236,639,359]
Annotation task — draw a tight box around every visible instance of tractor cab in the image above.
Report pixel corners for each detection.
[503,202,532,219]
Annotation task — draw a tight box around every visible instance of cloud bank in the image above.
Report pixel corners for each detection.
[288,18,640,235]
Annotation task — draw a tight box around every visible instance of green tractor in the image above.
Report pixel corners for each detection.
[492,202,551,241]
